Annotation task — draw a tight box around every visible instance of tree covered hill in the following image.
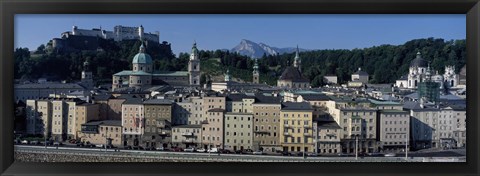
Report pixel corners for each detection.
[14,37,465,87]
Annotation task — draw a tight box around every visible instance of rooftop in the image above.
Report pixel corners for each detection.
[83,120,122,127]
[153,71,189,77]
[15,83,85,89]
[254,94,282,104]
[208,108,225,112]
[143,99,173,105]
[369,99,402,106]
[353,68,368,76]
[278,66,309,82]
[300,94,330,101]
[281,102,313,111]
[379,109,409,113]
[316,121,341,129]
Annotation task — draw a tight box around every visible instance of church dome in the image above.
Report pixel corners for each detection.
[410,52,428,68]
[132,44,153,64]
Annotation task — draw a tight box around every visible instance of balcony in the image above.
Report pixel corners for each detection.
[326,133,337,137]
[284,124,291,128]
[254,130,270,134]
[284,132,291,136]
[303,125,312,129]
[182,132,194,136]
[304,133,312,136]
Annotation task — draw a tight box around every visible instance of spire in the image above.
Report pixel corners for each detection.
[190,41,199,61]
[425,62,432,81]
[293,45,301,72]
[191,41,198,54]
[295,45,300,58]
[139,41,145,53]
[253,59,259,73]
[225,69,231,82]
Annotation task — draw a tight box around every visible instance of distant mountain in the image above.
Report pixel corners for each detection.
[231,39,309,58]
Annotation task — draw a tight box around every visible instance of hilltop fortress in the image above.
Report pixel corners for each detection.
[47,25,161,52]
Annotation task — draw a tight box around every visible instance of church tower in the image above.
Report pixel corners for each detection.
[293,45,301,72]
[188,42,201,86]
[225,69,231,82]
[138,25,144,40]
[253,59,259,84]
[81,58,94,89]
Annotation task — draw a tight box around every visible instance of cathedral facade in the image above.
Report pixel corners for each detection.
[112,42,201,91]
[396,51,460,90]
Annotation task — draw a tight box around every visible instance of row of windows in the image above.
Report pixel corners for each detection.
[255,118,278,123]
[283,137,309,143]
[225,132,251,136]
[255,133,277,137]
[203,127,221,131]
[226,116,251,121]
[343,112,374,116]
[283,114,310,118]
[123,107,143,111]
[206,99,223,103]
[344,118,374,124]
[283,128,309,133]
[385,134,407,139]
[283,120,309,125]
[226,124,251,128]
[100,126,119,132]
[202,136,220,141]
[318,135,338,140]
[145,114,170,118]
[384,121,408,125]
[254,106,280,110]
[385,127,407,132]
[145,108,170,111]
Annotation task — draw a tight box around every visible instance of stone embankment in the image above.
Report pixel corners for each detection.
[14,151,206,162]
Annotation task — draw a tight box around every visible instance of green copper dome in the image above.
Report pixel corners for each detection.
[132,44,153,64]
[191,42,198,54]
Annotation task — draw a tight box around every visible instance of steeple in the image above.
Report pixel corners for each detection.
[253,59,259,73]
[425,62,432,82]
[293,45,301,72]
[139,42,145,53]
[188,41,201,86]
[253,59,259,84]
[190,41,199,60]
[225,69,231,82]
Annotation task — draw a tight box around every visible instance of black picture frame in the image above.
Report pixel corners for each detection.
[1,0,479,176]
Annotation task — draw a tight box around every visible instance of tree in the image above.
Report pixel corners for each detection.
[34,44,46,54]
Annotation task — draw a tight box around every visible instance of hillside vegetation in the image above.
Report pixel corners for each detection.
[15,37,465,87]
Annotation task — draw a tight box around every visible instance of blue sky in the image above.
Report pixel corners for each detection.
[15,14,465,56]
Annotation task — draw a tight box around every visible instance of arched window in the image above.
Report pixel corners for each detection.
[414,80,418,87]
